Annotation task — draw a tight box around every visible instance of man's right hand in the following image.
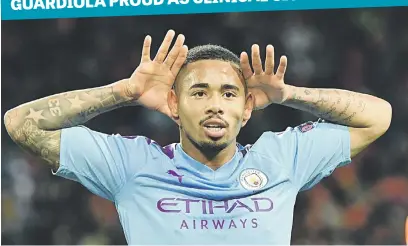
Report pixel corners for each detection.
[124,30,188,118]
[4,29,187,170]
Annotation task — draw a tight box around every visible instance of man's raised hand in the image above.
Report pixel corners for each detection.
[240,44,289,110]
[125,30,188,117]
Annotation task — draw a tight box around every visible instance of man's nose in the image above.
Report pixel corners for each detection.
[205,96,224,115]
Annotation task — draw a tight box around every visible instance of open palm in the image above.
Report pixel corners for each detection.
[240,44,289,110]
[127,30,188,118]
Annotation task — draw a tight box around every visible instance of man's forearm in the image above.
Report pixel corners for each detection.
[281,85,392,129]
[5,79,132,137]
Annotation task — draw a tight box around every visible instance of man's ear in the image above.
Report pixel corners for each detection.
[167,89,181,125]
[241,92,254,128]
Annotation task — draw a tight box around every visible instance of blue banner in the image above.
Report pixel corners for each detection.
[2,0,408,20]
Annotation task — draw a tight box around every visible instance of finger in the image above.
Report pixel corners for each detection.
[251,44,263,75]
[154,29,176,63]
[171,45,188,75]
[405,216,408,245]
[164,34,185,68]
[141,35,152,63]
[240,52,253,80]
[275,55,288,80]
[264,45,275,75]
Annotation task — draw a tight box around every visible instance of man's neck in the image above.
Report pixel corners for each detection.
[180,136,237,171]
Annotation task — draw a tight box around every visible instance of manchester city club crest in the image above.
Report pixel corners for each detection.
[239,169,268,191]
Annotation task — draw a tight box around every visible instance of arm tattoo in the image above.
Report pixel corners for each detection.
[5,84,131,169]
[48,99,62,117]
[283,86,369,126]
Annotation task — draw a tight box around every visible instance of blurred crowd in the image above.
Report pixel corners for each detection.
[2,7,408,244]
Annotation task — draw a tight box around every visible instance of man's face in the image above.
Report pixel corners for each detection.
[170,60,253,152]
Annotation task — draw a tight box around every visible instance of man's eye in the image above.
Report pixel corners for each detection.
[193,91,205,97]
[224,92,236,98]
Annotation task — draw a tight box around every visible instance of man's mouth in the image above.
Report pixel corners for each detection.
[202,119,227,138]
[204,125,223,131]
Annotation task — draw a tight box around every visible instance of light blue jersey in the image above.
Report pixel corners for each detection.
[54,120,351,245]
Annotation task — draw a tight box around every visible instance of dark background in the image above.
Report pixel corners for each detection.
[2,7,408,244]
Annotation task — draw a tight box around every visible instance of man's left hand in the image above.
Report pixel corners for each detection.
[240,44,289,110]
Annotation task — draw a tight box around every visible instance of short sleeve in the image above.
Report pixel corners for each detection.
[53,126,152,201]
[259,120,351,191]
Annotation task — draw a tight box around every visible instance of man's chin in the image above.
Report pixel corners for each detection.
[183,129,231,152]
[199,138,230,151]
[207,135,223,142]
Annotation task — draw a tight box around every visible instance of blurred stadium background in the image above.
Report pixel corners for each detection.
[2,7,408,244]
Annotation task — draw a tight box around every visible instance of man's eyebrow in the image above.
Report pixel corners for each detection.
[189,83,209,90]
[188,83,241,93]
[221,84,240,92]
